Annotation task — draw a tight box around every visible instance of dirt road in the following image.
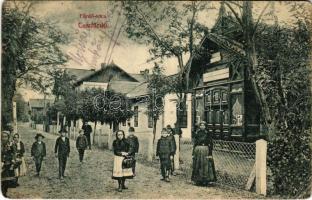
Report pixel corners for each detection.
[6,124,261,199]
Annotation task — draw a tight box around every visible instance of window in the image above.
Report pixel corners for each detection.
[148,113,153,128]
[177,103,188,128]
[134,106,139,127]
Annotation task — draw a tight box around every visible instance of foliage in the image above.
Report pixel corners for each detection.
[255,22,311,197]
[2,2,68,128]
[122,1,212,127]
[15,93,29,122]
[216,2,311,197]
[146,64,170,144]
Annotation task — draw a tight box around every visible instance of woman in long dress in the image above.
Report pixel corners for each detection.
[191,121,217,186]
[112,130,134,192]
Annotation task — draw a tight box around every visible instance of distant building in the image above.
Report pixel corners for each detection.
[28,99,54,124]
[68,62,193,140]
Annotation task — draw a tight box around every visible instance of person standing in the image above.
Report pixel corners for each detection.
[76,130,88,163]
[12,133,26,186]
[166,125,176,176]
[82,121,92,150]
[156,128,175,182]
[55,129,70,180]
[112,130,134,192]
[191,121,216,186]
[31,133,46,176]
[1,131,17,197]
[126,127,139,176]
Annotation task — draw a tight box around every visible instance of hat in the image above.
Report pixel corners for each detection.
[59,128,67,133]
[35,133,44,139]
[2,131,10,135]
[199,121,206,126]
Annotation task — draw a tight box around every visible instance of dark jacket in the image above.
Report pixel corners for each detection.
[193,129,213,156]
[1,143,16,180]
[113,139,129,156]
[31,141,46,158]
[127,135,139,156]
[54,137,70,157]
[76,135,88,150]
[12,141,25,158]
[167,134,176,154]
[156,136,175,157]
[82,124,92,136]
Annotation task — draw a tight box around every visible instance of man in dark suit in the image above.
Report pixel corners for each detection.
[82,121,92,150]
[55,129,70,180]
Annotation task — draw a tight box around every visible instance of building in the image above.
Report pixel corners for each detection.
[189,4,263,142]
[28,98,54,124]
[67,62,193,140]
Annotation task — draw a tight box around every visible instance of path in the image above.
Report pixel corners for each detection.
[6,123,261,199]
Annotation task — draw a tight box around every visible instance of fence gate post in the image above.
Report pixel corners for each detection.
[174,135,180,170]
[256,139,267,196]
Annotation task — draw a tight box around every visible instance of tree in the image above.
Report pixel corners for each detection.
[14,93,29,122]
[214,1,311,197]
[122,1,212,128]
[2,2,68,128]
[146,64,170,146]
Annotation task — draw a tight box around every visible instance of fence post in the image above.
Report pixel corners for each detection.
[256,139,267,196]
[174,134,180,170]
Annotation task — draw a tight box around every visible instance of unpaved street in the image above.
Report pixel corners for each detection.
[6,124,261,199]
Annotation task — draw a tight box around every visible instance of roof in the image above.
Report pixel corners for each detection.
[74,62,143,85]
[129,73,146,82]
[65,68,95,81]
[108,81,142,95]
[29,99,54,108]
[126,82,149,98]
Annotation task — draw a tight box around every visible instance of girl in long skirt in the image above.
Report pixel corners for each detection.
[191,121,217,186]
[12,133,26,186]
[112,130,133,192]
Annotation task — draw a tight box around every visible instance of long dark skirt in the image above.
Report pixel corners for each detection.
[191,146,217,184]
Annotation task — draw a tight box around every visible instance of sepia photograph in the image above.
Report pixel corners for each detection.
[1,1,312,199]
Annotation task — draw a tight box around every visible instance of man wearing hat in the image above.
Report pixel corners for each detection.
[31,133,46,176]
[55,129,70,180]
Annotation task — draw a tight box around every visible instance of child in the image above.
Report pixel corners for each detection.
[55,129,70,180]
[76,130,88,163]
[127,127,139,176]
[31,133,46,176]
[156,128,175,182]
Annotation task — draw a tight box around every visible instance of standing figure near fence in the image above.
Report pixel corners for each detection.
[82,121,92,150]
[156,128,175,182]
[112,130,134,192]
[166,125,177,176]
[191,121,216,186]
[76,129,88,163]
[31,133,46,176]
[55,129,70,180]
[127,127,139,176]
[12,133,26,186]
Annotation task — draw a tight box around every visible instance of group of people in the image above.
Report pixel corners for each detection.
[2,120,216,196]
[111,124,179,192]
[1,131,27,197]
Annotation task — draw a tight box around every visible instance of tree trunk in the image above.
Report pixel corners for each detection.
[93,121,97,145]
[243,1,274,140]
[152,118,157,145]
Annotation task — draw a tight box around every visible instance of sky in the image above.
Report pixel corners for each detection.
[12,1,308,101]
